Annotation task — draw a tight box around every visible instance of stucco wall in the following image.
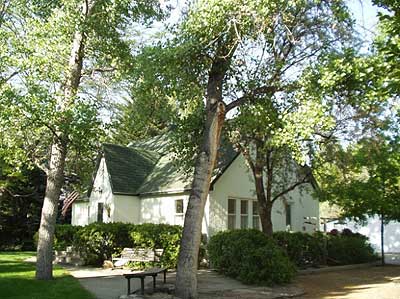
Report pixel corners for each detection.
[140,192,210,235]
[113,194,140,223]
[71,202,89,226]
[209,154,318,236]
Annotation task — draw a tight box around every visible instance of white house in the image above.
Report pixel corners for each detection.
[71,135,319,237]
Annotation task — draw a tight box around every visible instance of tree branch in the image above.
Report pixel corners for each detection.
[272,172,311,203]
[225,85,277,112]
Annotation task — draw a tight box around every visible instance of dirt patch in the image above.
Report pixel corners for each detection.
[294,265,400,299]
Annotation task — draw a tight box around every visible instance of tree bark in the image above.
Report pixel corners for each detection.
[175,59,227,299]
[35,141,67,280]
[35,0,93,280]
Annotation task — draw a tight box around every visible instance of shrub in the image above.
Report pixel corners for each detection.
[208,229,296,285]
[129,223,182,269]
[327,232,377,265]
[54,224,81,251]
[74,222,133,265]
[273,231,325,268]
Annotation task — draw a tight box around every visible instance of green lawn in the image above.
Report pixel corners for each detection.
[0,252,95,299]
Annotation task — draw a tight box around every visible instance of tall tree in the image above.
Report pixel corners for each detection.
[127,1,352,297]
[0,0,164,280]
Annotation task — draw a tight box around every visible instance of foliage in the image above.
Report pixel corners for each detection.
[0,252,95,299]
[0,161,45,250]
[129,223,182,269]
[316,134,400,222]
[54,223,183,268]
[327,232,377,265]
[73,222,134,266]
[273,232,325,268]
[208,229,296,285]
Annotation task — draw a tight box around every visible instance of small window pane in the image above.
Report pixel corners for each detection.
[97,203,104,223]
[240,200,248,214]
[240,216,248,229]
[228,215,236,230]
[253,216,260,229]
[286,204,292,228]
[253,201,259,215]
[228,198,236,214]
[175,199,184,214]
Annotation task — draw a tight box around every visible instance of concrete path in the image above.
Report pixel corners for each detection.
[65,267,304,299]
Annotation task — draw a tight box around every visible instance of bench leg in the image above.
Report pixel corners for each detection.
[163,270,167,283]
[140,277,145,295]
[127,278,131,295]
[152,274,157,290]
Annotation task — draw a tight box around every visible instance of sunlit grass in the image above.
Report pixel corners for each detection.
[0,251,95,299]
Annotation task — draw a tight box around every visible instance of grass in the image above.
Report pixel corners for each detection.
[0,251,95,299]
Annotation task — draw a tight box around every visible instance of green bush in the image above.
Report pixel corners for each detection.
[327,233,377,265]
[129,223,182,269]
[208,229,296,285]
[273,231,325,268]
[73,222,133,266]
[33,224,81,251]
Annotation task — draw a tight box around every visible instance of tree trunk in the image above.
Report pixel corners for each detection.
[35,141,67,280]
[253,164,273,236]
[381,214,385,266]
[175,60,227,299]
[35,0,93,279]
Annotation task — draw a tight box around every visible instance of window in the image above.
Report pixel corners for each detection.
[175,199,184,225]
[227,198,236,230]
[252,201,260,229]
[97,202,104,223]
[285,203,292,230]
[240,200,248,229]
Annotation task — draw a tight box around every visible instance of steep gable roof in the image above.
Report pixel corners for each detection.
[100,136,239,196]
[103,143,159,195]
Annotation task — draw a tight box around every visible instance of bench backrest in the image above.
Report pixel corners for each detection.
[120,248,163,262]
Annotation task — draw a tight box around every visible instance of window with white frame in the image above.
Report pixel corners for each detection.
[175,199,184,225]
[240,200,248,229]
[228,198,260,230]
[252,201,260,229]
[227,198,236,230]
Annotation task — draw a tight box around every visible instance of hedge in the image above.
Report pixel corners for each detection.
[273,230,377,267]
[208,229,296,285]
[44,223,185,268]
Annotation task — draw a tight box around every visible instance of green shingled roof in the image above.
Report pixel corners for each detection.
[102,136,238,195]
[103,144,159,195]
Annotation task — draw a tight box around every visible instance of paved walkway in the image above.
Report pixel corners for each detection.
[65,267,303,299]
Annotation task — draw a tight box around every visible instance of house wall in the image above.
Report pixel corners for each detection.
[113,194,140,223]
[209,154,319,236]
[140,192,210,235]
[71,202,89,226]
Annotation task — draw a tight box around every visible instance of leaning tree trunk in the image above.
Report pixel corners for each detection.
[35,0,93,280]
[175,61,227,299]
[35,141,67,280]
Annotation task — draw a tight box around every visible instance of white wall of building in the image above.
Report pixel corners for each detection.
[209,154,319,236]
[71,201,89,226]
[113,195,141,223]
[325,216,400,253]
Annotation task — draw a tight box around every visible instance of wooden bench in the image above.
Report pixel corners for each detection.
[123,267,167,295]
[112,248,163,268]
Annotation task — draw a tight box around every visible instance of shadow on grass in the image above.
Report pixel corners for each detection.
[0,252,95,299]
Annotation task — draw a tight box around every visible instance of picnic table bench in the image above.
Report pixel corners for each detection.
[112,248,167,295]
[123,267,167,295]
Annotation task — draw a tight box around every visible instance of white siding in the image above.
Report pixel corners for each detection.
[209,154,319,236]
[113,194,140,223]
[71,202,89,226]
